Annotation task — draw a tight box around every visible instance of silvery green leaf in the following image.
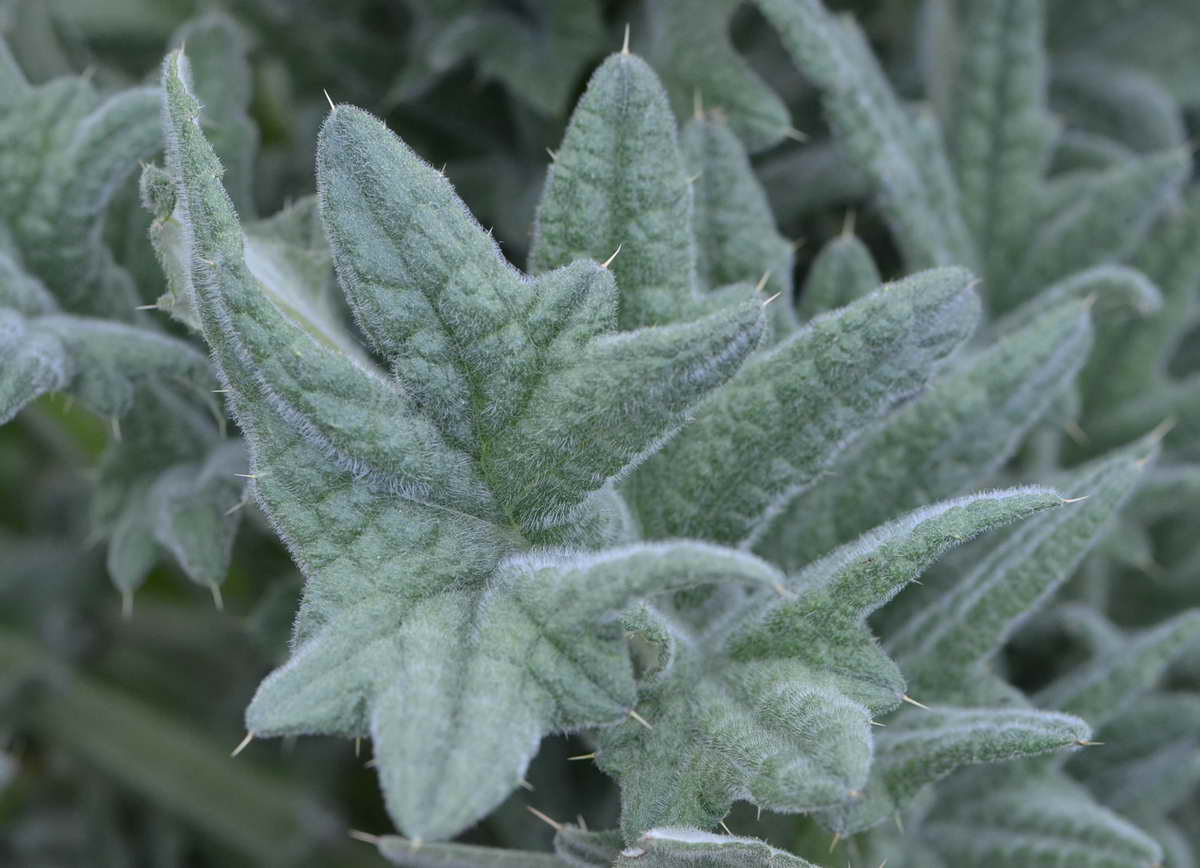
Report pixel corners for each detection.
[946,0,1056,298]
[763,300,1090,568]
[821,707,1089,835]
[892,434,1158,698]
[795,231,880,321]
[924,776,1163,868]
[633,267,979,546]
[615,827,818,867]
[753,0,977,270]
[529,52,699,328]
[988,265,1161,340]
[636,0,792,152]
[681,115,796,334]
[1001,149,1189,313]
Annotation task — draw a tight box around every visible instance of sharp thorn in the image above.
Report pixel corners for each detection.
[601,243,623,269]
[121,590,133,620]
[212,389,229,393]
[134,303,158,311]
[843,210,856,237]
[901,694,930,710]
[230,731,254,758]
[1060,495,1091,504]
[762,291,784,308]
[622,23,631,54]
[546,147,557,161]
[755,271,772,294]
[364,758,377,768]
[234,473,257,479]
[686,170,703,185]
[829,832,841,853]
[1148,416,1178,444]
[526,805,563,831]
[518,779,534,792]
[577,814,588,831]
[110,416,122,442]
[628,709,654,730]
[719,820,733,836]
[870,720,886,727]
[1074,739,1105,747]
[784,127,809,143]
[791,237,807,251]
[324,89,336,111]
[347,829,381,845]
[568,752,597,761]
[210,583,224,612]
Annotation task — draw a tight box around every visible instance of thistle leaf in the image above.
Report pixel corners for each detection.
[637,0,792,152]
[892,434,1158,698]
[795,232,880,321]
[376,836,566,867]
[987,265,1161,340]
[0,307,213,424]
[1001,149,1189,312]
[680,116,796,334]
[1052,60,1186,155]
[760,299,1090,568]
[528,52,698,328]
[633,266,980,546]
[163,48,766,840]
[821,707,1089,835]
[599,488,1055,839]
[947,0,1056,298]
[753,0,976,270]
[924,776,1163,868]
[1036,611,1200,726]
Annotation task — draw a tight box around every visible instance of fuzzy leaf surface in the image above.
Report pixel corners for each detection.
[760,299,1089,568]
[633,267,980,546]
[753,0,976,270]
[821,707,1089,835]
[892,435,1158,699]
[162,51,768,840]
[598,488,1059,838]
[795,232,880,321]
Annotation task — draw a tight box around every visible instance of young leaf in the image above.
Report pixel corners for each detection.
[680,115,796,334]
[1001,149,1189,313]
[632,266,980,546]
[162,48,767,840]
[794,231,880,321]
[892,434,1158,698]
[760,299,1090,568]
[528,52,699,329]
[924,776,1163,868]
[753,0,977,270]
[636,0,792,153]
[599,488,1057,839]
[947,0,1056,299]
[821,707,1089,835]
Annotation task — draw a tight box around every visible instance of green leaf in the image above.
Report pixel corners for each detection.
[987,265,1161,340]
[821,707,1089,835]
[947,0,1057,299]
[1001,150,1189,313]
[0,307,214,424]
[529,52,699,329]
[318,102,763,534]
[636,0,792,152]
[1036,611,1200,726]
[760,299,1090,569]
[924,776,1163,868]
[169,11,257,215]
[617,827,818,867]
[376,836,566,867]
[633,266,980,546]
[1052,60,1186,155]
[600,488,1056,839]
[753,0,977,270]
[795,230,880,321]
[892,434,1159,699]
[680,115,796,334]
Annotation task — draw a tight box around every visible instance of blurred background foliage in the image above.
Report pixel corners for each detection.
[2,0,1199,866]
